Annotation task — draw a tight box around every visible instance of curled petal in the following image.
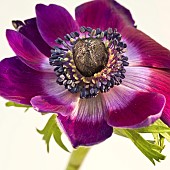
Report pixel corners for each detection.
[103,86,165,128]
[122,27,170,69]
[30,94,78,116]
[122,67,170,126]
[58,95,113,147]
[75,0,134,32]
[13,18,51,57]
[36,4,79,48]
[6,29,53,72]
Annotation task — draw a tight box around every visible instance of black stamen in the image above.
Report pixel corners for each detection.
[80,26,86,33]
[66,80,72,85]
[122,56,128,61]
[90,88,95,95]
[70,32,76,38]
[120,73,125,79]
[80,88,90,99]
[96,28,101,35]
[100,85,106,92]
[118,42,124,48]
[96,81,102,88]
[55,38,63,44]
[86,27,93,33]
[66,84,72,90]
[123,61,129,66]
[57,74,65,84]
[104,30,108,36]
[65,34,71,41]
[114,72,122,77]
[57,67,64,73]
[74,31,80,37]
[107,28,113,34]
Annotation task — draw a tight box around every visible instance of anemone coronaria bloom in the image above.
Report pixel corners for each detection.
[1,0,170,148]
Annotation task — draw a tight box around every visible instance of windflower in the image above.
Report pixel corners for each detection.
[1,0,170,148]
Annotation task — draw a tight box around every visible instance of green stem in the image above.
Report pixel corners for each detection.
[65,147,90,170]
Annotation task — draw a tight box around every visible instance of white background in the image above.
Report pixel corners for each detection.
[0,0,170,170]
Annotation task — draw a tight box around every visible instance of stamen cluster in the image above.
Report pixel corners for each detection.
[50,26,129,99]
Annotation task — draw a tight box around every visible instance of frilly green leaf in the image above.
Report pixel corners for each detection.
[114,128,165,165]
[135,119,170,145]
[114,119,170,165]
[5,101,30,112]
[37,114,69,152]
[153,120,170,142]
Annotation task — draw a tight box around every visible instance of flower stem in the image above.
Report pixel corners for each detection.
[65,147,90,170]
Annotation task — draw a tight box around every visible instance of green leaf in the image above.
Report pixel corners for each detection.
[136,125,170,133]
[37,114,69,152]
[135,119,170,133]
[152,133,159,145]
[137,119,170,142]
[154,120,170,142]
[133,119,170,143]
[114,128,128,138]
[114,119,170,142]
[116,129,166,165]
[5,101,31,112]
[114,120,170,164]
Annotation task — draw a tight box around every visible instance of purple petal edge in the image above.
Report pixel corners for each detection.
[58,114,113,148]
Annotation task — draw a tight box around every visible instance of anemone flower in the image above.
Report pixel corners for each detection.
[0,0,170,148]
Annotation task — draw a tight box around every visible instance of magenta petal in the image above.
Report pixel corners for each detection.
[122,27,170,69]
[0,57,53,105]
[31,94,78,116]
[162,108,170,126]
[36,4,79,48]
[14,18,51,57]
[58,95,113,147]
[6,30,53,72]
[122,67,170,126]
[103,86,165,128]
[75,1,134,32]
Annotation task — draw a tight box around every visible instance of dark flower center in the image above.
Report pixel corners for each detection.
[49,26,129,99]
[73,38,108,77]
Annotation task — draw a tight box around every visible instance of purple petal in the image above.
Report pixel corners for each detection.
[122,66,170,126]
[108,0,135,26]
[0,57,54,105]
[36,4,79,48]
[95,0,135,26]
[103,86,165,128]
[0,57,77,107]
[30,94,79,116]
[75,1,134,32]
[6,29,53,72]
[122,27,170,69]
[58,95,113,147]
[13,18,51,57]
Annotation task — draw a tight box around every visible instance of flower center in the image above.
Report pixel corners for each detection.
[49,26,129,99]
[73,38,108,77]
